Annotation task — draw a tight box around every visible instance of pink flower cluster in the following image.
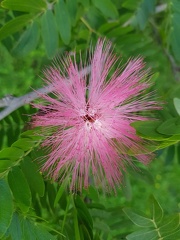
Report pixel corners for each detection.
[32,39,160,192]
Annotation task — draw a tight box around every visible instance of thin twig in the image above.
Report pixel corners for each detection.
[0,66,91,121]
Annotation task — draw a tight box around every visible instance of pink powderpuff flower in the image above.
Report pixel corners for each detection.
[32,39,160,192]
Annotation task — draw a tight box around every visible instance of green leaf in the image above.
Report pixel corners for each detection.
[130,167,154,185]
[47,182,56,212]
[123,208,154,228]
[121,174,132,201]
[54,181,66,207]
[79,224,92,240]
[20,129,42,142]
[122,0,141,10]
[169,11,180,62]
[159,214,180,236]
[21,157,45,197]
[0,160,14,173]
[1,0,46,12]
[86,185,99,202]
[0,147,24,161]
[41,10,58,58]
[165,145,175,164]
[106,26,133,38]
[131,120,169,141]
[173,98,180,116]
[12,138,35,152]
[92,0,118,19]
[34,224,58,240]
[135,0,156,30]
[149,196,163,223]
[163,229,180,240]
[0,14,33,41]
[21,218,37,240]
[0,179,13,238]
[12,21,40,56]
[6,213,59,240]
[126,229,158,240]
[54,0,71,45]
[8,166,31,213]
[66,0,77,27]
[6,212,23,240]
[74,195,93,229]
[157,118,180,135]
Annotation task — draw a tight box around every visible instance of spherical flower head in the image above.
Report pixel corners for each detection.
[32,39,160,192]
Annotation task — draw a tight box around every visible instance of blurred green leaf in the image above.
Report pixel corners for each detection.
[159,214,180,236]
[8,166,31,213]
[163,229,180,240]
[6,212,23,240]
[0,14,33,41]
[0,179,13,239]
[121,174,132,201]
[55,0,71,45]
[149,195,163,223]
[92,0,118,19]
[165,145,175,164]
[126,229,158,240]
[131,120,168,141]
[54,181,66,207]
[169,11,180,62]
[123,208,154,228]
[1,0,46,12]
[74,195,93,229]
[6,212,58,240]
[47,182,56,212]
[173,98,180,116]
[135,0,156,30]
[66,0,77,27]
[12,21,40,56]
[122,0,141,10]
[79,224,92,240]
[34,224,58,240]
[21,218,37,240]
[41,9,58,58]
[157,118,180,135]
[21,157,45,197]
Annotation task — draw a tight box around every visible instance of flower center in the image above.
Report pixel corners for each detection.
[82,114,96,123]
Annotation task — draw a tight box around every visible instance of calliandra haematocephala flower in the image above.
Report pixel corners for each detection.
[32,39,161,192]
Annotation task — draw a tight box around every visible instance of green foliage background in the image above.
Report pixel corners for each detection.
[0,0,180,239]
